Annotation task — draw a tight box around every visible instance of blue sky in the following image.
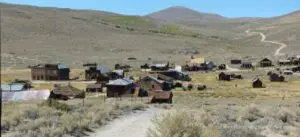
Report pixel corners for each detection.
[2,0,299,17]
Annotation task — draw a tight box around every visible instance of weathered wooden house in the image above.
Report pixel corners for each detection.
[50,84,85,100]
[240,62,253,69]
[252,78,263,88]
[86,84,103,92]
[218,64,226,70]
[278,60,292,66]
[30,64,70,80]
[158,69,191,81]
[259,58,273,67]
[148,90,173,104]
[140,63,151,69]
[219,72,231,81]
[115,63,131,72]
[267,72,285,82]
[105,78,136,98]
[230,59,242,64]
[292,66,300,72]
[136,75,173,91]
[151,63,169,71]
[83,63,111,81]
[283,70,293,75]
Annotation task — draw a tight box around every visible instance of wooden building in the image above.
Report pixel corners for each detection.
[136,75,173,91]
[105,78,136,98]
[150,63,169,71]
[292,66,300,72]
[252,78,263,88]
[240,62,253,69]
[148,90,173,104]
[86,84,103,92]
[278,60,292,66]
[267,72,285,82]
[50,84,85,100]
[259,58,273,67]
[158,69,191,81]
[83,63,111,81]
[30,64,70,81]
[230,59,242,64]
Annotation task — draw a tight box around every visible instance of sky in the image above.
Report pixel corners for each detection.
[2,0,300,17]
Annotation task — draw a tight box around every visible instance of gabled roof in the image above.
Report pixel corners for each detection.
[106,78,133,86]
[1,83,26,91]
[143,75,164,84]
[260,58,272,62]
[51,84,84,97]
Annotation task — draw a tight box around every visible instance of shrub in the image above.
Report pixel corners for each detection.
[147,110,219,137]
[173,82,183,88]
[237,104,264,122]
[40,99,70,112]
[187,84,193,91]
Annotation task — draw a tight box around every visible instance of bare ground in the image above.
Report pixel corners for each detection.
[89,107,163,137]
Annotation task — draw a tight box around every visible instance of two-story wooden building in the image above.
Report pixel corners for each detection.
[30,64,70,80]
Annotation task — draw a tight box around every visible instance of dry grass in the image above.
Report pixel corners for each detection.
[1,97,148,137]
[148,104,300,137]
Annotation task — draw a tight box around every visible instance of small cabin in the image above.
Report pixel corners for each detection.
[278,60,292,66]
[230,59,242,64]
[105,78,136,98]
[259,58,273,67]
[240,62,253,69]
[136,75,172,91]
[86,84,103,92]
[252,78,263,88]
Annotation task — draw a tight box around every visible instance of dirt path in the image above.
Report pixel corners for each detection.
[245,29,287,57]
[89,107,162,137]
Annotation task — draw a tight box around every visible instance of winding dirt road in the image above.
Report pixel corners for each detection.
[89,107,162,137]
[245,29,287,57]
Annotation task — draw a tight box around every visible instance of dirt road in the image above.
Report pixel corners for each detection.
[89,107,163,137]
[245,29,287,57]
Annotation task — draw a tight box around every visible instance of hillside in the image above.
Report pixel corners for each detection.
[1,3,299,69]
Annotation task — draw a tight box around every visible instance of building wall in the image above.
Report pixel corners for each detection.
[106,85,134,98]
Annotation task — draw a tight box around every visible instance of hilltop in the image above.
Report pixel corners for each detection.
[1,3,300,69]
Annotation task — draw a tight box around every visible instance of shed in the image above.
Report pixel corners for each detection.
[252,78,263,88]
[105,78,136,98]
[86,84,103,92]
[259,58,273,67]
[148,90,173,104]
[283,70,293,75]
[292,66,300,72]
[241,62,253,69]
[230,59,242,64]
[278,60,292,66]
[159,69,191,81]
[268,72,285,82]
[50,84,85,100]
